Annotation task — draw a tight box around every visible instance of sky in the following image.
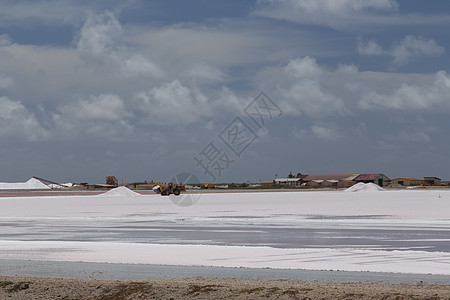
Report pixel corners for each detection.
[1,0,450,184]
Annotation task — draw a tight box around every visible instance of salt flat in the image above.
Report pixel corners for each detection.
[0,189,449,275]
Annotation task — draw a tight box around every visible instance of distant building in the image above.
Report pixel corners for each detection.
[424,177,442,186]
[261,180,275,187]
[303,174,359,182]
[275,178,302,186]
[273,173,392,188]
[337,180,356,188]
[265,172,446,189]
[353,174,390,187]
[391,178,424,187]
[303,174,359,188]
[306,180,324,188]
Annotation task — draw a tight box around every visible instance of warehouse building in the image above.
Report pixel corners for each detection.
[353,174,391,187]
[391,178,425,187]
[424,177,442,186]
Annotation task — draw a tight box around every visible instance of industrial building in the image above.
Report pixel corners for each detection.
[273,173,391,188]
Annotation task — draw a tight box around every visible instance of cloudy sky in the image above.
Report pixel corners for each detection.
[1,0,450,184]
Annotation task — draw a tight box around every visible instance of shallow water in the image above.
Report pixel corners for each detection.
[1,217,449,252]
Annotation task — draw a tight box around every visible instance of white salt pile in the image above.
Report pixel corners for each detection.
[0,178,51,190]
[345,182,386,192]
[98,186,142,197]
[48,184,63,189]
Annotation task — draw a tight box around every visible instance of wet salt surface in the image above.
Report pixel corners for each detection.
[1,190,450,275]
[1,218,450,252]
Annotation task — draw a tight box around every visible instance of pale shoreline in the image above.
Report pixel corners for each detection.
[2,259,450,284]
[3,259,450,299]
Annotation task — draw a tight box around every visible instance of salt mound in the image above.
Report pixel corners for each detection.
[98,186,141,197]
[345,182,386,192]
[0,178,51,190]
[25,178,52,189]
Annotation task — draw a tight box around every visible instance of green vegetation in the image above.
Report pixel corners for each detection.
[1,282,30,293]
[0,281,13,287]
[282,288,299,296]
[238,287,264,294]
[95,282,150,300]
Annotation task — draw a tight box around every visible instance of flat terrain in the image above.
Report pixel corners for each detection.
[2,189,450,298]
[1,190,450,274]
[2,276,450,300]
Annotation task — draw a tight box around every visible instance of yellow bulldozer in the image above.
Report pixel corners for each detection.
[201,183,215,189]
[106,176,119,186]
[153,182,186,196]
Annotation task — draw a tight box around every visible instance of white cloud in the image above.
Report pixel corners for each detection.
[76,11,122,57]
[0,6,448,144]
[357,35,445,66]
[53,94,134,139]
[285,56,323,79]
[254,0,398,29]
[257,56,450,117]
[293,127,307,139]
[0,96,48,141]
[76,11,164,78]
[123,54,163,77]
[256,0,397,16]
[357,38,383,56]
[253,0,450,30]
[0,11,249,133]
[0,42,87,103]
[0,0,131,27]
[0,34,12,46]
[0,1,88,26]
[397,131,432,143]
[185,62,225,83]
[359,71,450,110]
[384,126,438,143]
[135,80,212,125]
[125,21,309,69]
[58,94,130,121]
[0,74,14,89]
[311,123,341,141]
[134,81,244,126]
[391,35,445,66]
[256,57,348,117]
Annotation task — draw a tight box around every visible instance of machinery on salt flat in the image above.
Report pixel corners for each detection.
[201,183,215,189]
[153,182,186,196]
[106,176,119,187]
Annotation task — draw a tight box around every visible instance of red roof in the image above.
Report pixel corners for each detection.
[354,174,385,181]
[303,174,357,181]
